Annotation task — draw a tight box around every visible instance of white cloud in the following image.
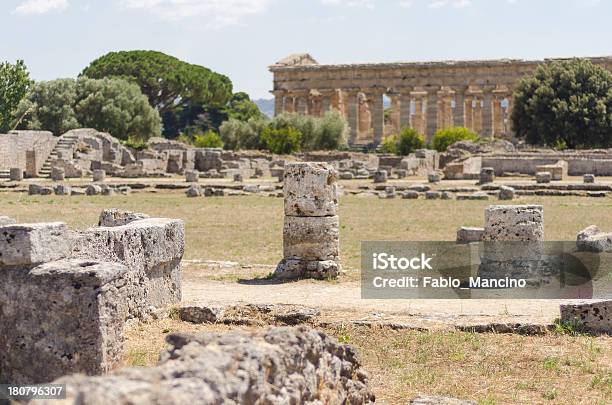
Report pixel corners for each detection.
[428,0,471,8]
[120,0,273,28]
[398,0,413,8]
[321,0,375,8]
[14,0,69,15]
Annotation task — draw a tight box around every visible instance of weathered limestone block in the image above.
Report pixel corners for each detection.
[428,172,441,183]
[0,216,16,227]
[275,259,340,280]
[283,216,339,261]
[185,170,199,183]
[584,174,596,184]
[29,184,53,195]
[185,185,201,197]
[426,191,441,200]
[536,161,567,181]
[402,190,420,199]
[384,186,396,198]
[101,186,115,196]
[535,171,552,184]
[373,170,388,183]
[98,209,150,227]
[86,184,102,196]
[233,173,243,182]
[0,259,133,384]
[9,168,23,181]
[284,162,338,217]
[560,300,611,334]
[0,222,72,267]
[441,191,453,200]
[33,326,375,405]
[498,185,515,201]
[576,225,612,252]
[479,167,495,184]
[54,184,72,196]
[457,227,484,243]
[484,205,544,242]
[92,169,106,182]
[72,218,185,313]
[51,167,65,181]
[396,169,407,179]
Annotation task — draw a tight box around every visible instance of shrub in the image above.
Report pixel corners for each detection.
[121,136,149,151]
[219,117,267,150]
[260,126,302,154]
[397,128,425,155]
[316,111,348,150]
[380,135,398,154]
[432,127,479,152]
[193,130,224,148]
[268,112,348,151]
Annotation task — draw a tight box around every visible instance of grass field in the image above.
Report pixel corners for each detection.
[2,190,612,404]
[2,192,612,270]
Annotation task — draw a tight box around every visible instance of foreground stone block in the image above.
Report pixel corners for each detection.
[284,162,338,217]
[425,191,441,200]
[33,326,374,404]
[560,300,611,334]
[29,184,53,195]
[427,172,441,183]
[0,216,16,226]
[483,205,544,242]
[98,208,150,227]
[576,225,612,252]
[457,227,484,243]
[185,184,201,197]
[0,259,133,384]
[51,167,65,181]
[86,184,102,195]
[402,190,420,199]
[0,222,72,267]
[9,168,23,181]
[54,184,72,196]
[185,170,199,183]
[283,216,339,261]
[72,217,185,314]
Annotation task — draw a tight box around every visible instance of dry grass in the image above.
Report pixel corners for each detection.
[2,192,612,271]
[123,319,612,405]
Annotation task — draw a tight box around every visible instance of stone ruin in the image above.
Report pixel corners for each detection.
[275,162,341,279]
[0,210,184,384]
[31,327,375,405]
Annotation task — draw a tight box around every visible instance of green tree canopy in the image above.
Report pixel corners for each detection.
[0,60,31,133]
[81,50,232,114]
[16,78,79,136]
[512,59,612,148]
[75,77,161,140]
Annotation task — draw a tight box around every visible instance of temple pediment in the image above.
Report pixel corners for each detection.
[272,53,319,67]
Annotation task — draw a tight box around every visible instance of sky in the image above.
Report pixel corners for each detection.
[2,0,611,99]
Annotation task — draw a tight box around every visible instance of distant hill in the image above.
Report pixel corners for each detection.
[254,99,275,118]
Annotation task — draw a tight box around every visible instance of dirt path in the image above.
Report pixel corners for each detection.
[181,262,562,329]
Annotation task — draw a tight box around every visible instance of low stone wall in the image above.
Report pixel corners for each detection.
[32,327,375,404]
[482,154,612,176]
[0,130,57,173]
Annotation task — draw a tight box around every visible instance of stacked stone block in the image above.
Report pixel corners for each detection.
[479,167,495,184]
[275,162,340,279]
[560,300,611,334]
[0,222,135,384]
[9,167,23,181]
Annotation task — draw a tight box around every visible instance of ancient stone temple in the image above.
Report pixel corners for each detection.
[269,54,612,146]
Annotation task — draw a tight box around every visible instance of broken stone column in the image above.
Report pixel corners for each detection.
[32,327,375,404]
[276,162,340,279]
[51,167,65,181]
[498,185,515,201]
[92,169,106,182]
[9,168,23,181]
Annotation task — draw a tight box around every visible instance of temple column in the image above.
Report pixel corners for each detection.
[296,92,309,115]
[284,94,296,113]
[482,87,494,138]
[319,89,334,116]
[425,87,440,141]
[273,90,286,116]
[389,93,401,134]
[368,89,385,145]
[346,89,360,146]
[399,89,412,129]
[453,87,466,127]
